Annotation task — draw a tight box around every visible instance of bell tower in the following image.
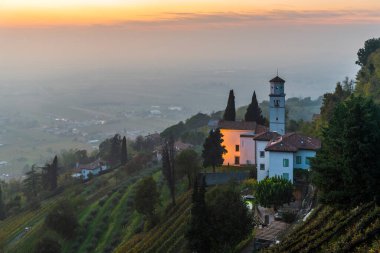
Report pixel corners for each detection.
[269,75,286,135]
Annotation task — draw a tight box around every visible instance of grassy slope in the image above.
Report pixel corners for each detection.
[114,190,192,253]
[264,202,380,253]
[0,165,159,253]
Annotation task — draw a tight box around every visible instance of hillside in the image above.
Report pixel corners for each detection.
[0,165,160,253]
[263,203,380,252]
[114,191,192,253]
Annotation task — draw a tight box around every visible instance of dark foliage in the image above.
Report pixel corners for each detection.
[175,149,200,189]
[312,95,380,207]
[202,129,227,172]
[121,136,128,165]
[320,79,353,122]
[0,186,6,220]
[41,156,58,191]
[160,121,186,140]
[206,185,253,252]
[134,176,159,219]
[23,165,42,200]
[99,134,122,165]
[162,136,176,205]
[245,91,266,124]
[186,177,211,253]
[356,37,380,66]
[223,89,236,121]
[45,200,78,239]
[34,238,61,253]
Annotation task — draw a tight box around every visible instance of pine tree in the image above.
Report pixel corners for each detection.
[121,136,128,165]
[162,136,176,205]
[0,185,6,220]
[245,91,266,124]
[202,129,227,172]
[223,90,236,121]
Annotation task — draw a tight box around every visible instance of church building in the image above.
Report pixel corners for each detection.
[218,76,321,183]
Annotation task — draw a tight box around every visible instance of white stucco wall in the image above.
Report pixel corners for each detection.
[268,151,294,183]
[256,140,269,181]
[293,150,316,170]
[240,137,255,165]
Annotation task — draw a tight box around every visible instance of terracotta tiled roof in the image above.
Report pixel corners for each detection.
[218,120,268,133]
[265,132,321,152]
[270,76,285,83]
[253,131,281,141]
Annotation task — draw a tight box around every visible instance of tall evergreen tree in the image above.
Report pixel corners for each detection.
[110,134,122,166]
[23,165,42,200]
[202,129,227,172]
[0,185,6,220]
[121,136,128,165]
[42,156,58,191]
[186,176,210,253]
[312,95,380,206]
[223,89,236,121]
[50,156,58,190]
[245,91,266,124]
[162,136,176,205]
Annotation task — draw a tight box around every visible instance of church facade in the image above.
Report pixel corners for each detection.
[218,76,320,183]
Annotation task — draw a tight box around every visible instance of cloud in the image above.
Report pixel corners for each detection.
[108,9,380,29]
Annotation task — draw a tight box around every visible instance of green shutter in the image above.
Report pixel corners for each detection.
[296,156,302,164]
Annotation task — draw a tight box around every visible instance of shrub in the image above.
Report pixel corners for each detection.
[34,237,61,253]
[45,200,78,239]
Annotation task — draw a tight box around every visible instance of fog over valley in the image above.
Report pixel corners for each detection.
[0,22,379,178]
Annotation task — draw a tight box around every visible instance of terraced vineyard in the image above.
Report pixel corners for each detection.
[115,191,192,253]
[0,165,159,253]
[264,202,380,253]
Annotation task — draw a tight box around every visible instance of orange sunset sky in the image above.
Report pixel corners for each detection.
[2,0,380,26]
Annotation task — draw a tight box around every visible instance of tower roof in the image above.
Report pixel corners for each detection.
[270,76,285,83]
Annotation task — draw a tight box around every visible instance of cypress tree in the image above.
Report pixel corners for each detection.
[162,136,176,205]
[186,176,210,253]
[202,129,227,172]
[121,136,128,165]
[0,185,6,220]
[223,90,236,121]
[245,91,266,124]
[50,156,58,191]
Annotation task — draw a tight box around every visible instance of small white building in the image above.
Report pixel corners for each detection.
[253,131,281,181]
[72,160,108,180]
[264,133,321,183]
